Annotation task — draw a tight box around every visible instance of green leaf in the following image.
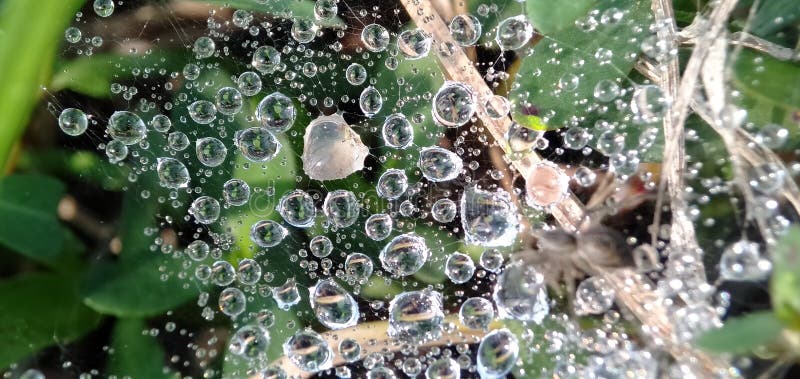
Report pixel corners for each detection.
[201,0,344,27]
[509,0,651,129]
[82,191,203,317]
[17,150,129,191]
[695,311,784,354]
[0,273,101,369]
[0,0,84,171]
[771,226,800,330]
[108,318,175,379]
[732,49,800,150]
[0,174,65,264]
[526,0,596,35]
[748,0,800,44]
[51,51,187,99]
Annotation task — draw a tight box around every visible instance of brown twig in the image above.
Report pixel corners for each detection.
[399,0,588,231]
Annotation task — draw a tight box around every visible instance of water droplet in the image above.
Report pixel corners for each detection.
[592,80,619,105]
[346,63,368,85]
[345,252,374,281]
[250,220,288,247]
[445,252,475,284]
[495,16,533,50]
[150,114,172,132]
[431,198,457,223]
[309,235,333,258]
[65,27,81,43]
[631,85,669,123]
[157,157,190,189]
[460,187,518,246]
[211,260,236,286]
[235,127,282,162]
[223,178,251,206]
[477,329,519,378]
[377,169,408,199]
[314,0,338,20]
[748,162,785,194]
[229,325,269,358]
[252,45,281,74]
[310,279,360,329]
[720,240,771,281]
[237,258,262,285]
[493,262,549,322]
[106,139,128,163]
[257,92,296,133]
[338,338,361,362]
[380,233,430,276]
[278,189,316,228]
[323,190,360,228]
[196,137,227,167]
[273,278,301,310]
[188,100,217,124]
[58,108,88,136]
[291,19,318,44]
[398,29,432,60]
[433,81,475,128]
[283,330,333,372]
[479,249,504,272]
[362,23,390,52]
[574,276,615,315]
[573,166,597,187]
[365,213,393,240]
[93,0,114,17]
[168,131,190,151]
[525,161,569,208]
[238,71,263,96]
[215,87,243,115]
[219,287,246,317]
[449,14,482,46]
[186,240,209,261]
[459,297,494,331]
[360,86,383,117]
[388,289,444,341]
[190,196,220,224]
[418,146,463,182]
[484,95,510,119]
[755,123,789,149]
[382,113,414,149]
[302,113,369,181]
[107,111,147,145]
[193,36,216,58]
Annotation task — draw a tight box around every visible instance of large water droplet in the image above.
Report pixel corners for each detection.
[493,262,549,323]
[361,23,390,52]
[257,92,296,133]
[382,113,414,149]
[433,82,475,128]
[418,146,463,182]
[278,189,316,228]
[323,189,360,228]
[310,279,360,329]
[398,29,432,60]
[360,86,383,117]
[249,220,288,248]
[195,137,227,167]
[388,289,444,341]
[157,157,190,189]
[449,14,482,46]
[190,196,220,224]
[477,328,519,378]
[377,169,409,200]
[107,111,147,145]
[252,45,281,74]
[495,16,533,50]
[445,252,475,284]
[459,297,494,330]
[283,330,333,373]
[460,187,518,246]
[58,108,88,136]
[380,233,430,276]
[188,100,217,124]
[229,325,269,358]
[235,127,281,162]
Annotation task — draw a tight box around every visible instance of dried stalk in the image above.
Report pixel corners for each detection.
[399,0,731,376]
[398,0,588,231]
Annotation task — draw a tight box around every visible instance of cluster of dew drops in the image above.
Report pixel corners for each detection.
[47,0,794,378]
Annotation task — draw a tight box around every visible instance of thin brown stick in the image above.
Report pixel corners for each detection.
[399,0,588,231]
